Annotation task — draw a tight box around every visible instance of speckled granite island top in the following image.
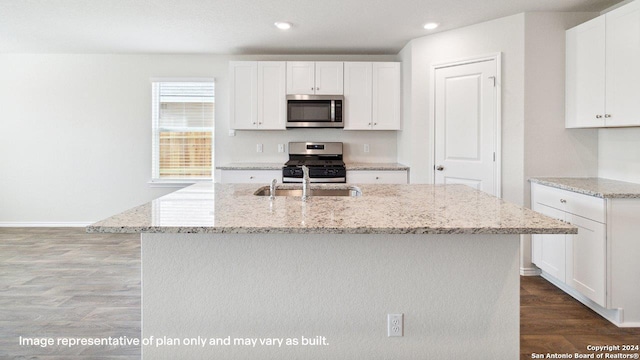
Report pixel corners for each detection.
[87,183,575,235]
[530,177,640,198]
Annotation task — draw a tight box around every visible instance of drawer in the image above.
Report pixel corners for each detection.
[347,170,408,184]
[531,183,605,223]
[220,170,281,184]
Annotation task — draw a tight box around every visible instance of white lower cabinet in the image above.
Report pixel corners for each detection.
[531,184,607,307]
[565,213,606,307]
[531,183,606,307]
[347,170,408,184]
[220,170,281,184]
[531,204,567,282]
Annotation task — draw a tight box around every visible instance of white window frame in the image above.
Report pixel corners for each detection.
[148,78,215,188]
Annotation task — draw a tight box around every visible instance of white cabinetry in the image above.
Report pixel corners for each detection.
[258,62,287,129]
[230,61,286,130]
[343,62,372,129]
[531,183,606,306]
[229,61,257,129]
[531,203,567,282]
[344,62,400,130]
[347,170,408,184]
[220,169,281,184]
[286,62,343,95]
[531,182,640,327]
[565,213,606,306]
[566,0,640,128]
[372,62,401,130]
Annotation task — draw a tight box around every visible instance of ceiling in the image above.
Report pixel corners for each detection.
[0,0,620,55]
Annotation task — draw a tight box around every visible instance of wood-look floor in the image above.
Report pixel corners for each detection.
[0,228,140,359]
[521,276,640,359]
[1,228,638,359]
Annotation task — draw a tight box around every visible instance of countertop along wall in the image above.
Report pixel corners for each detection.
[0,53,396,224]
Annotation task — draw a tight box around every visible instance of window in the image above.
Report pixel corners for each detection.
[151,80,214,183]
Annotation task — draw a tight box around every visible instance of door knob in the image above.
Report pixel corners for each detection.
[596,115,603,119]
[436,165,444,171]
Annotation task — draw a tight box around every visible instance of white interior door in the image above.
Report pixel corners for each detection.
[434,59,498,196]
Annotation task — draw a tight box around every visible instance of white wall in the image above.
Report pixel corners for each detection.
[398,12,600,274]
[522,12,600,273]
[599,128,640,183]
[0,54,395,223]
[398,13,526,205]
[524,12,599,202]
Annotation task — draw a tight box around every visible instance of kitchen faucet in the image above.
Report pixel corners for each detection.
[302,165,310,201]
[269,178,277,200]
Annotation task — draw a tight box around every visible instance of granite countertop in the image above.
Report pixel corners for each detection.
[529,177,640,199]
[87,183,575,235]
[346,163,409,171]
[216,163,283,170]
[216,162,409,171]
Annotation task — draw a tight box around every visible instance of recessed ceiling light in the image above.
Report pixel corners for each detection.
[423,22,439,30]
[274,22,292,30]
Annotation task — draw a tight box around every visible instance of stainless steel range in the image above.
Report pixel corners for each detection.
[282,142,346,183]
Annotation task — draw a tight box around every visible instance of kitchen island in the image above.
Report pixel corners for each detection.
[88,183,575,359]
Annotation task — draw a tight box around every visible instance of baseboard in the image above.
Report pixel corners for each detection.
[540,271,625,327]
[520,267,541,276]
[0,222,93,228]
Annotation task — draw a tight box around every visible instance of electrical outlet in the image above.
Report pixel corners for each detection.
[387,313,403,337]
[364,144,370,153]
[278,144,285,153]
[256,144,263,153]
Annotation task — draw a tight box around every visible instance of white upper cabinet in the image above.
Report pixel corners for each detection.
[257,62,286,129]
[372,62,401,130]
[605,0,640,127]
[286,62,315,95]
[343,62,373,130]
[314,62,344,94]
[566,17,606,128]
[230,61,258,130]
[344,62,400,130]
[286,62,343,95]
[230,61,286,130]
[566,0,640,128]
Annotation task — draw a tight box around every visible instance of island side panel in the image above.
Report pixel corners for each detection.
[141,233,520,359]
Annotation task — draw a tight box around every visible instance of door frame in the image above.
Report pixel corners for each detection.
[429,53,502,198]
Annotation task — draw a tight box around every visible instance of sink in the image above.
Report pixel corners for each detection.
[254,186,362,197]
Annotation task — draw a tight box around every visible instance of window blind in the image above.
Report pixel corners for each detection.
[151,81,214,180]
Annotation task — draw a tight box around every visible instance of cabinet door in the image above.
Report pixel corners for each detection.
[566,16,606,128]
[605,0,640,127]
[343,62,373,130]
[531,203,567,282]
[230,61,258,130]
[286,62,315,95]
[372,62,401,130]
[258,62,286,129]
[315,62,344,95]
[566,213,607,307]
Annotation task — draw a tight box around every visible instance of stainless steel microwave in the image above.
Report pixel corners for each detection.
[286,95,344,128]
